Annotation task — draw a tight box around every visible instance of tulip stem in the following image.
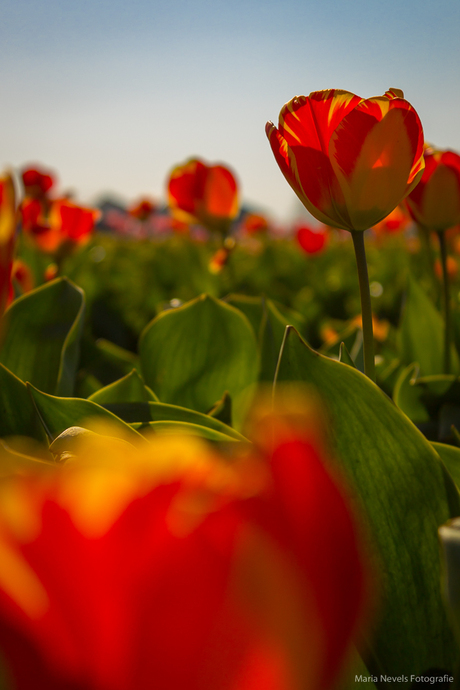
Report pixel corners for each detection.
[438,230,452,374]
[351,231,376,382]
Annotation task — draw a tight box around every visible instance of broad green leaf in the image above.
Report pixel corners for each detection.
[225,294,302,382]
[398,275,459,376]
[0,438,55,477]
[27,384,146,443]
[0,364,46,442]
[139,294,258,428]
[88,369,154,404]
[393,364,430,424]
[275,326,459,682]
[0,277,85,395]
[135,420,242,443]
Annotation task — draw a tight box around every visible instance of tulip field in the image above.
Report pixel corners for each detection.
[1,88,460,690]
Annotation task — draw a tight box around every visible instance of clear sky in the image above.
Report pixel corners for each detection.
[1,0,459,221]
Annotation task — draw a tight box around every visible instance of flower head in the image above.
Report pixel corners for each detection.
[21,166,55,199]
[296,224,328,254]
[0,172,17,316]
[266,88,424,232]
[405,147,460,232]
[168,158,239,234]
[0,395,371,690]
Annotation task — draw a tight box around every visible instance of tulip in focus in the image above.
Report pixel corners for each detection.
[405,147,460,233]
[266,88,424,232]
[168,158,239,235]
[0,394,370,690]
[296,224,328,254]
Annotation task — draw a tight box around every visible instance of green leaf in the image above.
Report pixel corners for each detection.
[338,342,356,368]
[433,441,460,492]
[274,326,459,682]
[146,401,247,441]
[0,364,46,442]
[88,369,153,404]
[0,438,55,477]
[393,363,430,424]
[135,420,242,443]
[207,391,232,426]
[398,275,460,376]
[27,384,146,443]
[0,277,85,395]
[225,294,301,382]
[139,294,258,428]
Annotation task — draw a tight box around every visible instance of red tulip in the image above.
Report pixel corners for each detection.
[21,166,55,198]
[0,173,17,317]
[266,88,424,232]
[128,198,157,221]
[168,158,239,234]
[405,147,460,232]
[0,396,370,690]
[296,224,328,254]
[21,198,99,252]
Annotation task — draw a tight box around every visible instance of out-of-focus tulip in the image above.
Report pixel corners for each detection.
[240,212,269,235]
[44,263,59,282]
[128,198,157,221]
[21,166,55,199]
[371,205,411,236]
[0,395,370,690]
[168,158,239,234]
[9,259,34,300]
[266,88,424,232]
[21,198,99,253]
[435,255,458,282]
[0,173,17,317]
[296,224,328,254]
[405,147,460,232]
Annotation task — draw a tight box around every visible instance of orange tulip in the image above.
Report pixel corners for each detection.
[405,147,460,232]
[0,173,17,317]
[0,397,370,690]
[266,88,424,232]
[168,158,239,234]
[241,212,270,235]
[21,198,99,252]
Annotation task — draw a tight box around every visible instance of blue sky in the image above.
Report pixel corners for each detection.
[1,0,459,221]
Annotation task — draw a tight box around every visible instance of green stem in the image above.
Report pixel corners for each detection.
[438,230,452,374]
[351,230,376,382]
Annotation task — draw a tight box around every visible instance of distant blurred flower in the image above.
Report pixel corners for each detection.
[435,255,458,281]
[0,394,370,690]
[296,224,328,254]
[240,212,269,235]
[21,166,55,199]
[168,158,239,235]
[128,198,157,221]
[405,147,460,232]
[44,263,59,282]
[266,88,424,232]
[352,314,389,342]
[371,205,411,236]
[9,259,34,299]
[0,172,17,316]
[21,198,99,253]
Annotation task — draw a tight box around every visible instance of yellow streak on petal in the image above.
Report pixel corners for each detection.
[0,540,49,619]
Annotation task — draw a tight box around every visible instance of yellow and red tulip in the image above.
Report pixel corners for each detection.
[0,397,370,690]
[168,158,239,234]
[266,88,424,232]
[405,147,460,232]
[21,198,99,253]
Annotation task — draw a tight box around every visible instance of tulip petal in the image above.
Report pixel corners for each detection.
[330,105,422,230]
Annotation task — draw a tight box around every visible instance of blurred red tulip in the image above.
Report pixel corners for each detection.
[21,198,99,252]
[241,212,269,235]
[0,395,370,690]
[266,88,424,232]
[128,198,157,221]
[371,205,411,235]
[296,224,328,254]
[405,147,460,232]
[168,158,239,234]
[21,166,55,198]
[0,172,17,317]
